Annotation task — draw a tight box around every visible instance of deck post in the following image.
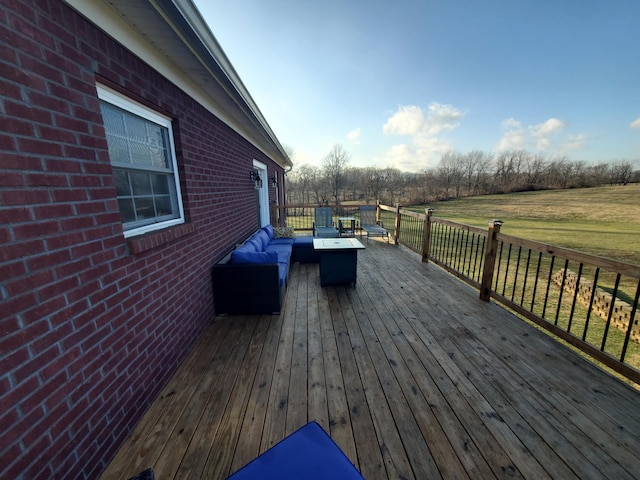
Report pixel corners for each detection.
[480,219,503,301]
[422,208,434,263]
[271,202,280,226]
[394,204,402,245]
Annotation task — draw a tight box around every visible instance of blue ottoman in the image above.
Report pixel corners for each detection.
[292,236,320,263]
[227,422,364,479]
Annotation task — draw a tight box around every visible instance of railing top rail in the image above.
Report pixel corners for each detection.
[398,208,424,219]
[379,204,397,213]
[496,231,640,279]
[430,216,488,236]
[274,203,374,209]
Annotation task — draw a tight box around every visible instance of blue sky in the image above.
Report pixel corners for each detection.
[194,0,640,172]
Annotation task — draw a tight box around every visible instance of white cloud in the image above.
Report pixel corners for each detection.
[498,117,567,152]
[383,105,424,135]
[501,118,522,130]
[347,127,361,144]
[497,118,526,151]
[561,133,588,152]
[382,103,465,170]
[529,118,565,137]
[424,103,465,134]
[630,117,640,129]
[536,138,551,150]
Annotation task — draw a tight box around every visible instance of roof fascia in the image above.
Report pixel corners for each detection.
[63,0,292,168]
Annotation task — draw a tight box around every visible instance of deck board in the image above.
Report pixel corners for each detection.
[100,241,640,480]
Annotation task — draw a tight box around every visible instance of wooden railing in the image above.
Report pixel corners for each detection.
[273,203,640,384]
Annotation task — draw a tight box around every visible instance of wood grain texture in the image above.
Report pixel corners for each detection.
[101,240,640,480]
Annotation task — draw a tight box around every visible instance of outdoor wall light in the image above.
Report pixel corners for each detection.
[250,171,262,189]
[270,174,278,188]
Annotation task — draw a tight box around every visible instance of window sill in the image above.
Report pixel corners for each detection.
[127,222,196,254]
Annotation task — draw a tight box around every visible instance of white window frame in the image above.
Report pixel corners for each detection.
[97,84,185,238]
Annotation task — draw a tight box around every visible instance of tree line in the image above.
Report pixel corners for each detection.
[285,145,638,206]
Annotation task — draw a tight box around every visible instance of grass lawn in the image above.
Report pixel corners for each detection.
[410,184,640,266]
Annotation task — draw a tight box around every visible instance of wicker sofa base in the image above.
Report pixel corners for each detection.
[212,229,318,315]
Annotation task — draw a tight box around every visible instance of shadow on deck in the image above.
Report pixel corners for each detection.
[101,240,640,480]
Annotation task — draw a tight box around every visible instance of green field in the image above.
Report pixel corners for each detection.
[410,184,640,266]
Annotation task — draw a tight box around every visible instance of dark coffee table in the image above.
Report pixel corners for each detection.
[313,238,366,286]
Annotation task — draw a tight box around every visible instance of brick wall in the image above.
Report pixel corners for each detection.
[0,1,282,478]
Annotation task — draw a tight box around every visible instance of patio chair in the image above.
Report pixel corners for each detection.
[313,207,339,237]
[359,205,389,243]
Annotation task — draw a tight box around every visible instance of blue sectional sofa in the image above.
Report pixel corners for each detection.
[211,225,318,314]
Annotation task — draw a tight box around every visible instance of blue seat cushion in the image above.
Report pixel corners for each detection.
[266,244,292,264]
[270,238,295,246]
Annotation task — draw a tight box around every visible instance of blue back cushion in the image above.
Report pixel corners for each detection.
[231,250,278,264]
[255,230,270,251]
[262,224,275,240]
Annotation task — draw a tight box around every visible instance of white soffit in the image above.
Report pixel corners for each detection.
[63,0,291,168]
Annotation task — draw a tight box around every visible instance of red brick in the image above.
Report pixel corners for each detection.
[49,299,90,328]
[44,157,84,173]
[38,275,80,301]
[50,188,88,203]
[0,133,17,151]
[14,344,60,385]
[38,124,78,144]
[21,295,67,324]
[0,205,33,223]
[0,259,27,279]
[61,321,96,352]
[27,249,72,271]
[4,269,55,297]
[18,137,65,157]
[45,230,85,250]
[0,408,20,440]
[54,257,92,278]
[0,375,40,416]
[54,113,91,134]
[2,438,50,480]
[0,292,38,320]
[13,220,61,240]
[0,188,50,206]
[73,105,103,124]
[65,279,102,305]
[0,116,35,137]
[0,226,10,244]
[63,143,103,162]
[25,172,69,187]
[18,53,64,86]
[32,321,74,354]
[3,346,31,372]
[0,315,21,337]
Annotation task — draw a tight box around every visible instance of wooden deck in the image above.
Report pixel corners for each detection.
[100,240,640,480]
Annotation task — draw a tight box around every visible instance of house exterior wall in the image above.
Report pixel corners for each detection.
[1,1,282,478]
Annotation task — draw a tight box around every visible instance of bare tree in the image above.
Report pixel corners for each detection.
[437,151,464,199]
[463,150,493,196]
[284,147,635,207]
[322,144,350,204]
[610,160,634,185]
